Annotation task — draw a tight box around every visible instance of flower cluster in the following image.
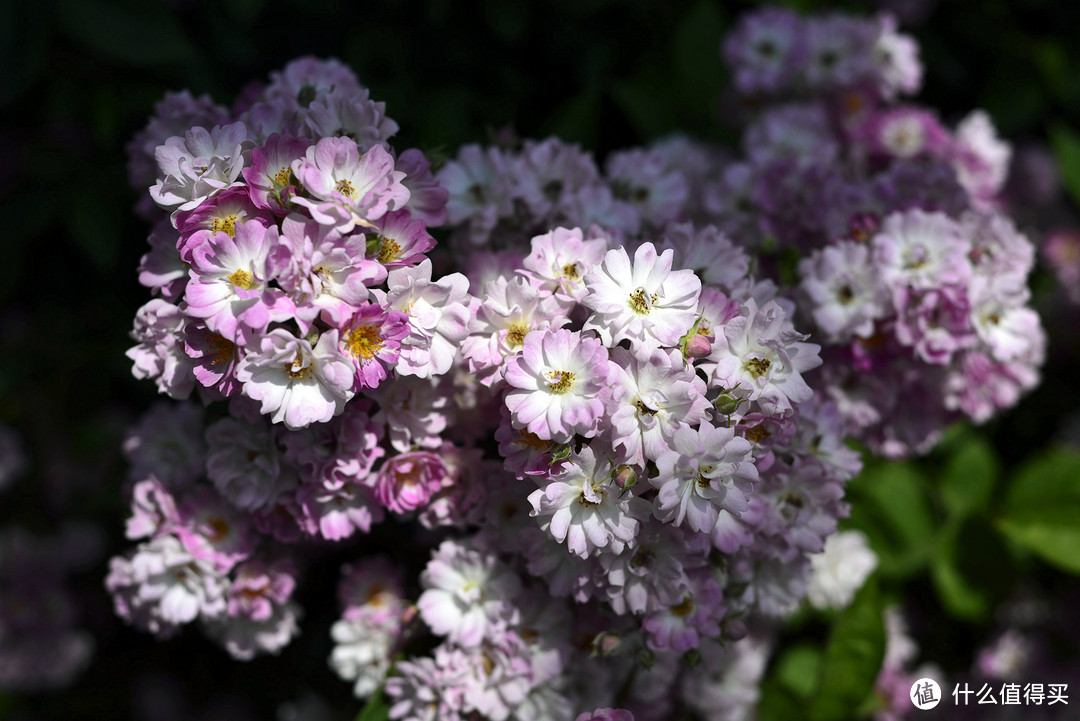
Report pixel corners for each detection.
[116,8,1046,717]
[704,7,1045,456]
[438,137,690,249]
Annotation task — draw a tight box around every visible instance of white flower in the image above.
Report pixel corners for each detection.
[806,530,878,610]
[383,260,471,378]
[527,443,648,558]
[150,122,248,212]
[709,298,821,416]
[651,421,758,534]
[503,328,613,443]
[798,241,889,342]
[582,242,701,351]
[235,328,355,430]
[330,617,395,698]
[607,347,710,466]
[416,540,521,648]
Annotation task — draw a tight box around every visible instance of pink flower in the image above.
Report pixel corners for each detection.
[504,328,613,443]
[241,133,312,215]
[374,451,448,515]
[291,137,410,233]
[527,443,648,558]
[235,328,355,429]
[582,242,701,351]
[184,220,294,345]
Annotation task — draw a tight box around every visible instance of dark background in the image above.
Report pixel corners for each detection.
[3,0,1080,718]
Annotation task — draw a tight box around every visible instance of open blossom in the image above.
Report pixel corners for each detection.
[606,347,710,466]
[709,298,821,416]
[651,421,758,534]
[149,122,248,213]
[184,220,294,345]
[519,226,610,303]
[107,535,227,635]
[504,328,614,443]
[798,241,889,342]
[806,530,877,610]
[241,133,312,215]
[340,303,410,390]
[276,215,385,329]
[291,137,410,233]
[463,276,567,387]
[871,210,972,293]
[528,443,648,558]
[582,242,701,351]
[367,209,437,270]
[417,540,521,648]
[235,328,355,429]
[383,260,472,378]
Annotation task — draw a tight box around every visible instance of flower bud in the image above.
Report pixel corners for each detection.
[722,616,749,641]
[612,464,637,492]
[714,392,742,417]
[684,334,712,359]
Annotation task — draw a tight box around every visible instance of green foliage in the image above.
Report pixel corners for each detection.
[1049,123,1080,208]
[355,687,391,721]
[54,0,200,67]
[998,448,1080,574]
[808,582,886,721]
[844,462,936,579]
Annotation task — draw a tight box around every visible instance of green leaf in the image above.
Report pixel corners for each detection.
[670,0,725,130]
[774,643,821,700]
[998,449,1080,574]
[54,0,199,66]
[939,434,998,518]
[844,462,936,578]
[757,678,805,721]
[931,516,1012,620]
[355,687,391,721]
[1049,123,1080,208]
[809,581,886,721]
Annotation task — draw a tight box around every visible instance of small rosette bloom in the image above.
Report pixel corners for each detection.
[416,540,521,648]
[709,298,821,416]
[383,260,472,379]
[650,421,758,534]
[150,122,247,213]
[582,243,701,351]
[340,303,410,390]
[504,329,613,443]
[528,443,647,559]
[606,347,710,466]
[291,137,409,233]
[235,328,355,429]
[519,226,610,304]
[373,451,448,515]
[184,220,293,345]
[462,276,567,387]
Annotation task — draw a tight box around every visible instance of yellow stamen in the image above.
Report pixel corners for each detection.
[505,322,530,349]
[210,214,238,237]
[227,268,255,290]
[544,370,575,394]
[744,357,771,378]
[670,595,695,617]
[376,236,401,264]
[346,324,383,361]
[336,178,357,199]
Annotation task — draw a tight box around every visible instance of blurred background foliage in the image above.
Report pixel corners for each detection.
[3,0,1080,719]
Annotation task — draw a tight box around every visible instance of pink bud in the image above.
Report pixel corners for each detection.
[685,334,712,358]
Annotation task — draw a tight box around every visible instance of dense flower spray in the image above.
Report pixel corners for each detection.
[115,6,1045,716]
